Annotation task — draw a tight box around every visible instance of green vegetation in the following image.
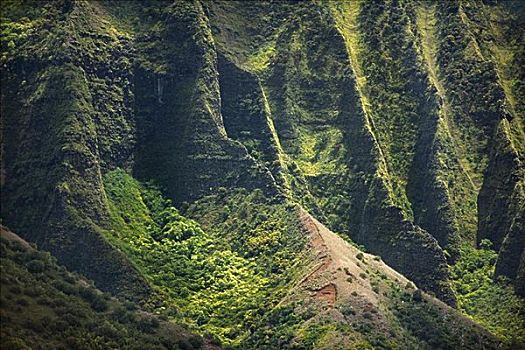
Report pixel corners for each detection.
[103,169,307,346]
[1,0,524,349]
[450,241,525,343]
[186,188,307,280]
[392,292,496,350]
[0,234,204,350]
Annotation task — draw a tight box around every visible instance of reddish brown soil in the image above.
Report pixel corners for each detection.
[316,283,337,306]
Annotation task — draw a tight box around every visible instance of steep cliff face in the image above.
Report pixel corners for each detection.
[0,0,278,298]
[0,0,149,300]
[465,0,525,296]
[208,0,456,303]
[205,0,525,299]
[1,0,524,348]
[131,1,279,204]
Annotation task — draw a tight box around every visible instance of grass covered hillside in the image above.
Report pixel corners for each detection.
[0,226,213,350]
[1,0,524,349]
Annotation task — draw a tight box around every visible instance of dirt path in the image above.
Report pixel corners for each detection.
[298,212,333,285]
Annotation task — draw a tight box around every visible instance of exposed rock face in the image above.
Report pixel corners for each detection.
[217,53,287,191]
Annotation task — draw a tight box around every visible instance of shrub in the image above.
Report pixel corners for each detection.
[204,332,222,346]
[16,298,29,306]
[2,338,31,350]
[412,289,423,302]
[51,320,69,332]
[64,336,81,348]
[363,312,373,320]
[188,336,204,349]
[177,336,203,350]
[90,295,108,312]
[479,239,492,250]
[96,321,120,339]
[112,306,135,324]
[23,318,44,332]
[8,285,21,294]
[78,286,107,311]
[63,274,76,284]
[124,300,137,311]
[340,304,356,317]
[26,260,45,273]
[23,286,43,297]
[78,286,96,301]
[52,280,78,295]
[62,313,81,327]
[37,296,52,306]
[137,316,160,334]
[51,297,67,308]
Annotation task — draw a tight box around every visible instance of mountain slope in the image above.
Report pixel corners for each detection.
[0,226,214,350]
[1,0,524,348]
[208,0,455,303]
[246,210,505,349]
[206,0,525,301]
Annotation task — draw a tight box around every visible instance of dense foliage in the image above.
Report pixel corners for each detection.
[1,0,524,349]
[0,234,204,350]
[103,169,307,346]
[450,241,525,343]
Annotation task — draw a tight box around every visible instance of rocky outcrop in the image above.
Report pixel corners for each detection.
[246,209,501,349]
[217,53,287,191]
